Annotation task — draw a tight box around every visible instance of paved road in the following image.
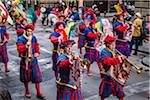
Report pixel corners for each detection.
[0,21,149,100]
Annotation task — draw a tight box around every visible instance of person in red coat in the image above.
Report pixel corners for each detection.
[56,40,83,100]
[49,22,67,80]
[16,24,44,99]
[84,20,100,76]
[0,15,9,73]
[97,35,126,100]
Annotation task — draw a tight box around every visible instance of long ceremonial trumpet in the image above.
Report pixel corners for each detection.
[115,49,143,74]
[71,54,90,69]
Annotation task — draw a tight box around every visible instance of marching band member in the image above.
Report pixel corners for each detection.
[0,15,9,73]
[84,8,97,22]
[16,28,24,37]
[16,18,27,37]
[98,35,126,100]
[114,14,130,57]
[19,18,28,29]
[78,16,88,54]
[56,39,83,100]
[84,20,100,76]
[16,24,44,99]
[49,22,67,80]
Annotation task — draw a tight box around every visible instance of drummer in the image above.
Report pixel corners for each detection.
[97,35,126,100]
[56,39,83,100]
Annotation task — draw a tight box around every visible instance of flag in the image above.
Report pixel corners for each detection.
[0,1,13,25]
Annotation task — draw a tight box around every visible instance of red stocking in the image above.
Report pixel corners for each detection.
[80,48,82,54]
[119,97,124,100]
[35,83,43,96]
[101,96,105,100]
[87,65,92,76]
[24,82,30,95]
[55,71,58,80]
[5,63,9,72]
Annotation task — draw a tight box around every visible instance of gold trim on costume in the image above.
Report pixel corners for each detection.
[56,80,77,89]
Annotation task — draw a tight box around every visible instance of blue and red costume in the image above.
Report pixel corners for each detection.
[98,36,125,99]
[16,28,24,37]
[56,40,83,100]
[15,18,26,30]
[0,25,9,64]
[50,22,67,79]
[84,27,100,64]
[98,48,125,98]
[16,34,42,83]
[114,20,130,57]
[78,21,86,53]
[84,8,97,22]
[16,18,27,37]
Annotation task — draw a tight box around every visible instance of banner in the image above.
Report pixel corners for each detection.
[0,1,13,25]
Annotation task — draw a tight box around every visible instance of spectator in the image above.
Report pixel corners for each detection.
[68,7,80,22]
[130,12,143,55]
[28,4,37,26]
[45,4,52,25]
[40,5,46,25]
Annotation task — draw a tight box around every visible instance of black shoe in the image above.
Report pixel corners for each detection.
[25,93,31,98]
[133,52,137,55]
[37,94,45,100]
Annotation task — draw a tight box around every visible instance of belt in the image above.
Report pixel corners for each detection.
[53,49,58,53]
[56,80,77,89]
[85,45,95,49]
[117,39,127,42]
[100,69,107,75]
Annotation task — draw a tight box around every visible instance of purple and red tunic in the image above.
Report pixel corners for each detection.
[49,29,67,72]
[84,27,100,64]
[78,21,86,49]
[98,48,124,98]
[16,35,42,83]
[56,54,83,100]
[0,25,9,63]
[114,21,130,57]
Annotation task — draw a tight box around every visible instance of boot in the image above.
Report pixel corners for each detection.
[87,66,92,76]
[36,83,45,99]
[5,63,9,73]
[24,82,31,98]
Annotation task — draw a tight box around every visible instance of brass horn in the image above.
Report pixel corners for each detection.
[79,58,90,69]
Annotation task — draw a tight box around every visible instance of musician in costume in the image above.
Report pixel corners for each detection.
[84,20,100,76]
[19,18,28,29]
[0,15,9,73]
[16,24,44,99]
[16,28,24,37]
[15,18,28,37]
[114,14,130,57]
[98,35,126,100]
[84,8,97,22]
[78,16,88,54]
[49,22,67,80]
[56,40,83,100]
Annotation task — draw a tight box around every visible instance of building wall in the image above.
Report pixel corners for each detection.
[134,0,150,16]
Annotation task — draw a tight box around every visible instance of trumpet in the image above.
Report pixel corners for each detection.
[69,52,90,69]
[115,49,143,74]
[79,58,90,69]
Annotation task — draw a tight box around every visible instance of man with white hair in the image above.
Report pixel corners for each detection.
[130,12,143,55]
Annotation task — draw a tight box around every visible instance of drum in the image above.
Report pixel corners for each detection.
[69,59,83,89]
[108,61,132,85]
